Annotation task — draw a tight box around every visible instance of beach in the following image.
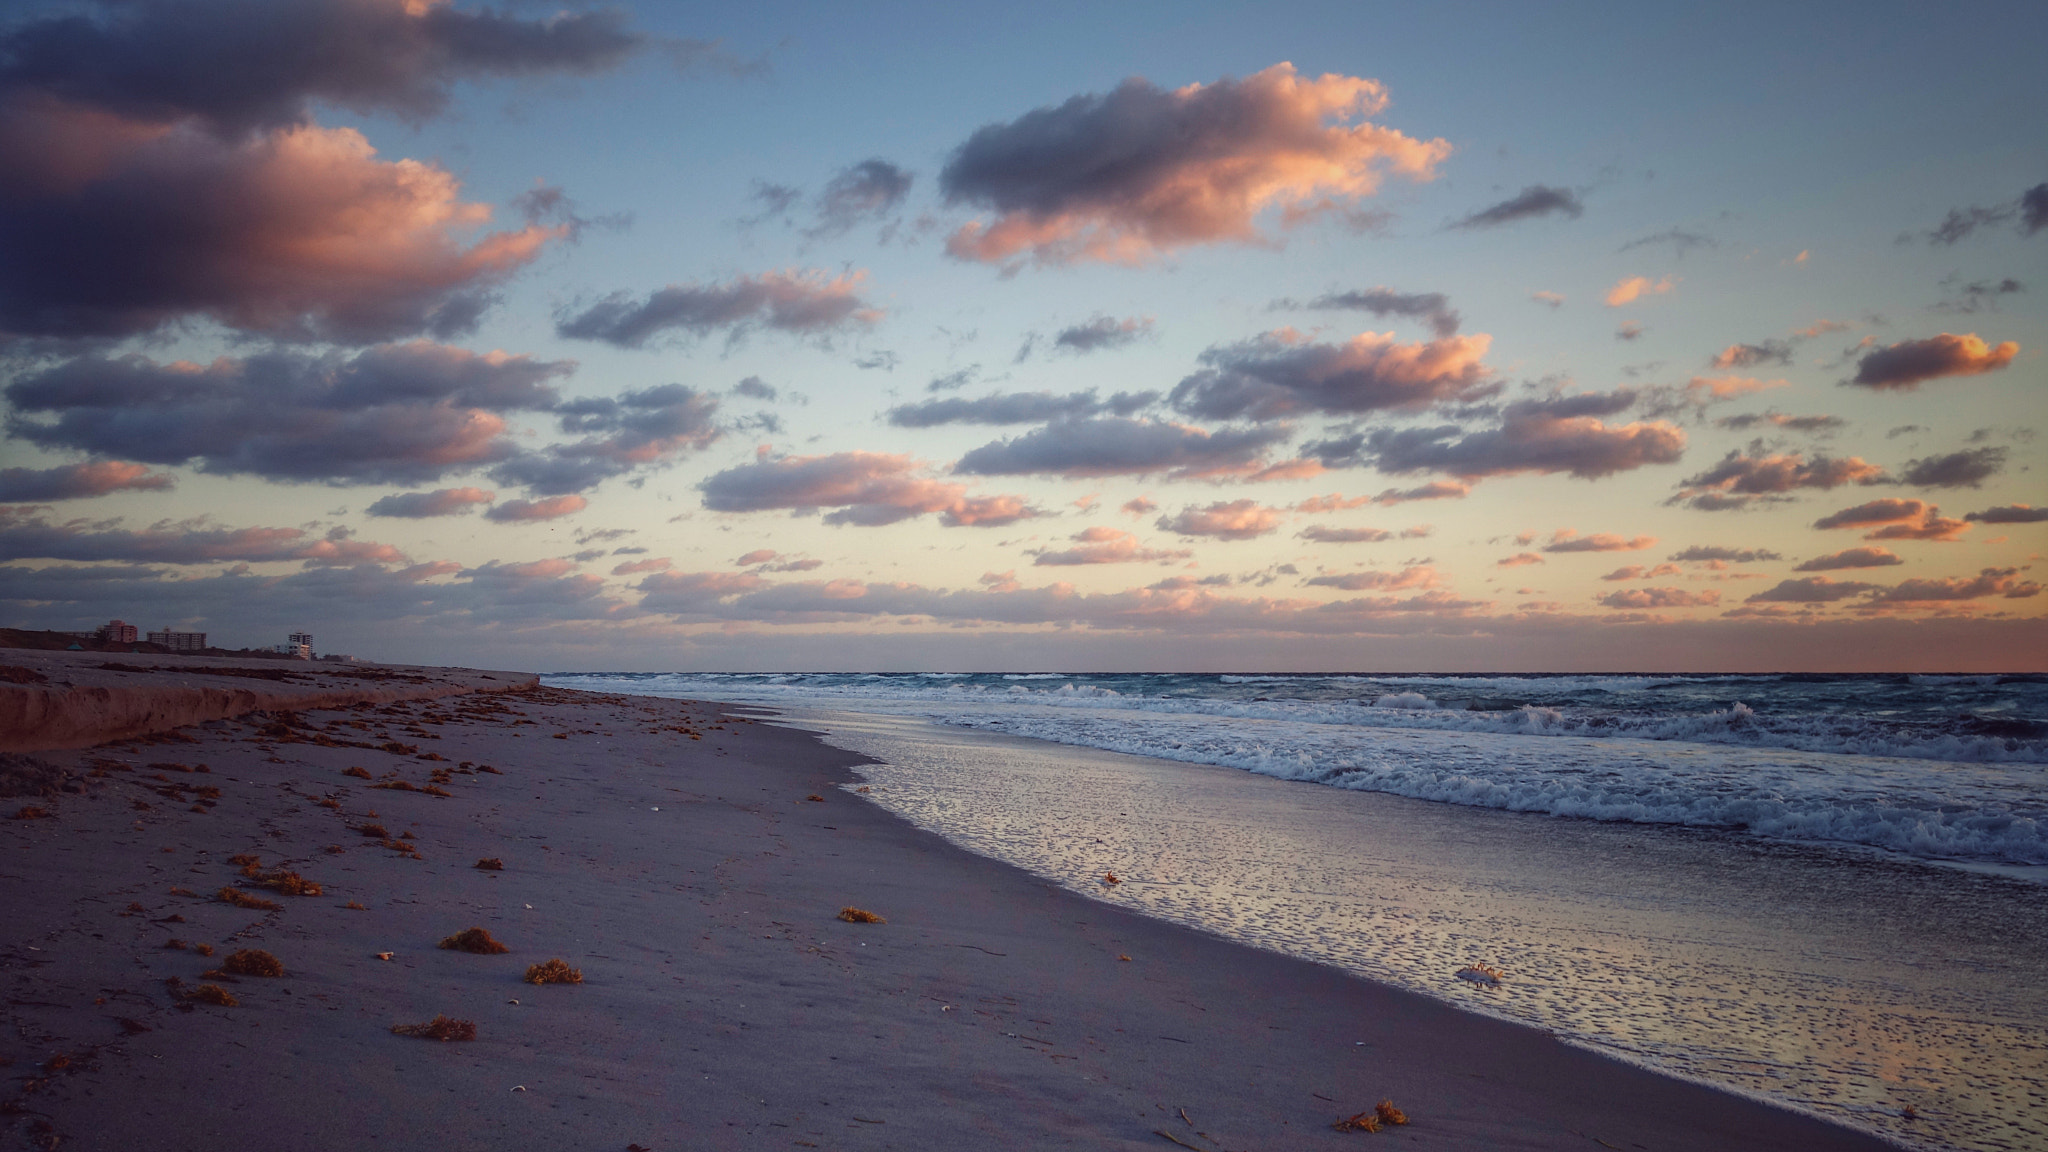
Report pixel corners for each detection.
[0,653,1907,1150]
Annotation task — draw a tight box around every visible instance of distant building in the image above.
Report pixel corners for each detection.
[147,628,207,653]
[288,630,313,648]
[95,619,138,644]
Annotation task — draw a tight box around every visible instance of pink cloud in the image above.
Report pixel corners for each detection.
[1156,500,1283,540]
[700,451,1039,528]
[1543,530,1657,553]
[1814,498,1971,542]
[611,557,673,576]
[1596,587,1720,610]
[0,460,173,501]
[1304,566,1438,591]
[1604,275,1676,307]
[365,487,495,518]
[1497,552,1545,567]
[484,495,587,523]
[940,63,1449,266]
[1033,527,1192,566]
[1172,328,1495,420]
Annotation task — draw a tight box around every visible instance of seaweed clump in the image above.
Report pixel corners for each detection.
[215,887,282,912]
[474,858,504,871]
[837,907,885,924]
[183,984,238,1007]
[220,949,284,977]
[391,1015,475,1041]
[438,926,510,954]
[524,958,582,985]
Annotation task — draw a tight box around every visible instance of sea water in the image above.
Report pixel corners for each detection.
[546,671,2048,1152]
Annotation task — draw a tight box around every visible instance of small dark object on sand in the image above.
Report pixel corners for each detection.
[184,984,238,1007]
[838,907,885,924]
[474,857,504,870]
[391,1015,475,1041]
[439,926,511,954]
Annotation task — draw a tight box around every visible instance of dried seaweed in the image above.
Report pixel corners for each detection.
[438,926,510,954]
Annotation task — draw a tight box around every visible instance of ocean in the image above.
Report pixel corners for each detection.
[544,671,2048,1152]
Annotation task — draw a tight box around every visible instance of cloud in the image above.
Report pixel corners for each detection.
[1899,446,2006,489]
[365,486,494,518]
[1032,526,1190,566]
[1866,568,2040,604]
[496,384,722,495]
[555,270,881,348]
[1170,328,1494,421]
[1913,184,2048,244]
[0,507,405,566]
[1599,564,1681,581]
[1617,228,1714,257]
[0,460,172,501]
[1964,504,2048,524]
[1357,391,1685,480]
[0,116,560,343]
[733,376,777,401]
[635,570,771,613]
[0,0,642,138]
[482,495,586,523]
[1304,566,1437,592]
[1710,340,1794,369]
[1812,498,1934,529]
[610,557,673,576]
[1715,412,1846,435]
[1934,278,2025,314]
[807,159,912,239]
[1746,576,1881,603]
[938,63,1449,266]
[1849,333,2019,389]
[1604,275,1675,307]
[954,417,1290,479]
[1615,322,1645,342]
[1289,288,1460,338]
[1449,185,1583,229]
[1156,500,1282,540]
[1794,547,1903,572]
[1542,530,1655,553]
[1671,450,1885,509]
[1496,552,1544,567]
[1530,291,1564,309]
[887,389,1154,428]
[1667,546,1781,563]
[1595,587,1718,610]
[1371,481,1469,504]
[699,450,1037,528]
[1053,315,1155,353]
[1813,498,1970,542]
[5,341,567,485]
[1298,525,1391,543]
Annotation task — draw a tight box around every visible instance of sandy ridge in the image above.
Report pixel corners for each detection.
[0,651,536,754]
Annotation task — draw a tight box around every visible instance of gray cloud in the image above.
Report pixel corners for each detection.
[1284,288,1460,338]
[1354,392,1685,480]
[807,159,913,239]
[555,271,880,348]
[1156,500,1282,540]
[1671,450,1885,510]
[1899,446,2006,489]
[0,507,405,566]
[1709,340,1793,369]
[5,342,566,485]
[483,495,586,523]
[1935,278,2025,314]
[1964,504,2048,524]
[1746,576,1881,603]
[0,460,172,501]
[1850,333,2020,389]
[1298,525,1392,543]
[954,417,1290,479]
[1617,228,1714,257]
[1868,568,2040,604]
[1794,547,1903,572]
[493,385,722,495]
[1170,329,1494,421]
[364,487,495,519]
[1450,185,1583,229]
[1667,546,1781,563]
[1032,526,1189,566]
[1053,315,1154,353]
[700,451,1037,528]
[887,389,1155,428]
[1914,184,2048,245]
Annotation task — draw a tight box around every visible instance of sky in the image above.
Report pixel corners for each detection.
[0,0,2042,672]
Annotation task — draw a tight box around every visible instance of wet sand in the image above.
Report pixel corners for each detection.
[0,667,1893,1150]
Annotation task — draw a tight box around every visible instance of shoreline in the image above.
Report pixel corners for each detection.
[1,673,1895,1150]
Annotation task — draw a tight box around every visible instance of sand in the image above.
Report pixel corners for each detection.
[0,660,1894,1151]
